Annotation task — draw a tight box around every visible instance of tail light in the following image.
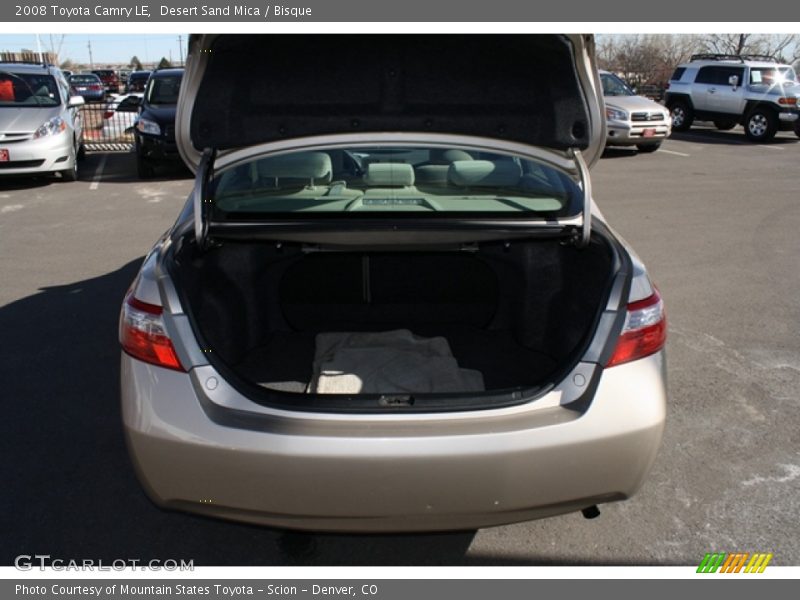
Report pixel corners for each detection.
[103,111,113,119]
[90,84,102,91]
[119,293,184,371]
[606,289,666,367]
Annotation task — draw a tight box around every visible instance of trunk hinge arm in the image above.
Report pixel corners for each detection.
[193,147,217,251]
[568,148,592,248]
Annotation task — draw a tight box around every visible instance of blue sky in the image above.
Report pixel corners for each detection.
[0,34,188,67]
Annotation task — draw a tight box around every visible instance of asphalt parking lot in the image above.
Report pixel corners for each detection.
[1,125,798,566]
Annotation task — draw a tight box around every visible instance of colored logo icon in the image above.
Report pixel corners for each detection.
[697,552,773,573]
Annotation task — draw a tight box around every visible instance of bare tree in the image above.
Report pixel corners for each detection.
[699,34,797,61]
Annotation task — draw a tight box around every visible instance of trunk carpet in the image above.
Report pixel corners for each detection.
[234,327,557,393]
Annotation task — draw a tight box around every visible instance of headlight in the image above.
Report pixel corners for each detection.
[136,118,161,136]
[605,106,628,121]
[33,117,67,139]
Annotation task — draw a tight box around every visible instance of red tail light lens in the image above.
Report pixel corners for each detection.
[606,290,666,367]
[103,111,114,119]
[119,293,184,371]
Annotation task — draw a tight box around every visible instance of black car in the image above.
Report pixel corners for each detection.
[126,70,151,93]
[134,68,183,178]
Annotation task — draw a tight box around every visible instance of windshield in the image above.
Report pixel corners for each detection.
[601,73,635,97]
[749,66,798,85]
[0,72,61,107]
[211,145,581,219]
[145,75,182,105]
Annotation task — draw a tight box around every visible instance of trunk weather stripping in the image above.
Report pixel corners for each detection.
[569,148,592,248]
[193,147,217,251]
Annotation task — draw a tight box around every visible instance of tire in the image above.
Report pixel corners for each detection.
[744,107,778,142]
[59,146,78,182]
[794,121,800,139]
[714,120,737,131]
[669,100,694,131]
[137,152,155,179]
[636,142,661,153]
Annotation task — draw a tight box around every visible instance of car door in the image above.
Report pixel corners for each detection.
[706,66,745,115]
[691,66,719,111]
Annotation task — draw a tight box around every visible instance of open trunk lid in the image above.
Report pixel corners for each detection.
[177,34,604,248]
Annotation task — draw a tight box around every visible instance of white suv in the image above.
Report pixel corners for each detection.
[665,54,800,142]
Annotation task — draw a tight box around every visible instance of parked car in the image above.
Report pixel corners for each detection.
[665,53,800,141]
[133,68,183,177]
[68,73,105,102]
[101,92,142,141]
[120,34,667,532]
[0,62,85,181]
[601,70,672,153]
[126,70,151,93]
[91,69,120,95]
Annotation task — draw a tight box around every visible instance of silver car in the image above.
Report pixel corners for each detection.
[120,34,667,532]
[601,70,672,153]
[0,62,85,180]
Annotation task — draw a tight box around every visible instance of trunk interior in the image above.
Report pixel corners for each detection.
[171,236,615,400]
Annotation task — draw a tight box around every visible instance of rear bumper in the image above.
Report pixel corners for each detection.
[122,350,666,532]
[0,133,75,176]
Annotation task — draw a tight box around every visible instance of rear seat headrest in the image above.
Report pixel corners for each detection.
[364,163,415,187]
[448,160,522,187]
[256,151,332,184]
[428,149,474,164]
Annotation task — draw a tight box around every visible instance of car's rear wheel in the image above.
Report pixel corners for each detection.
[744,108,777,142]
[794,121,800,139]
[669,100,694,131]
[714,120,737,131]
[636,142,661,153]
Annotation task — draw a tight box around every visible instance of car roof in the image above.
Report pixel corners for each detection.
[681,59,791,68]
[0,62,56,75]
[151,68,184,77]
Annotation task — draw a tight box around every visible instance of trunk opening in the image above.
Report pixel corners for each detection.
[169,234,618,411]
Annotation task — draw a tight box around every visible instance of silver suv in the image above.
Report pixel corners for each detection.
[665,54,800,142]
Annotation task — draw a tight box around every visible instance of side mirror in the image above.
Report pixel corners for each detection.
[728,75,739,88]
[68,95,85,107]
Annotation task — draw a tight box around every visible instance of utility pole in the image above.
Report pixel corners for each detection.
[178,35,184,66]
[87,38,94,70]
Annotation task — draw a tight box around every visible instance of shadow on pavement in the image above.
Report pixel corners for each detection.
[670,128,799,145]
[0,260,485,566]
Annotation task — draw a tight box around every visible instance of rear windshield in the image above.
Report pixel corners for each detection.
[145,75,182,105]
[211,145,581,219]
[70,75,100,84]
[0,72,61,107]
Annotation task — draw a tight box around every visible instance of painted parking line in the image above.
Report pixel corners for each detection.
[659,149,691,157]
[758,145,785,151]
[89,154,108,191]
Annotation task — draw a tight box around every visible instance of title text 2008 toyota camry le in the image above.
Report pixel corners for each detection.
[120,34,667,532]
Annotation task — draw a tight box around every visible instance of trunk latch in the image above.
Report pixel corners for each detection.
[378,394,415,408]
